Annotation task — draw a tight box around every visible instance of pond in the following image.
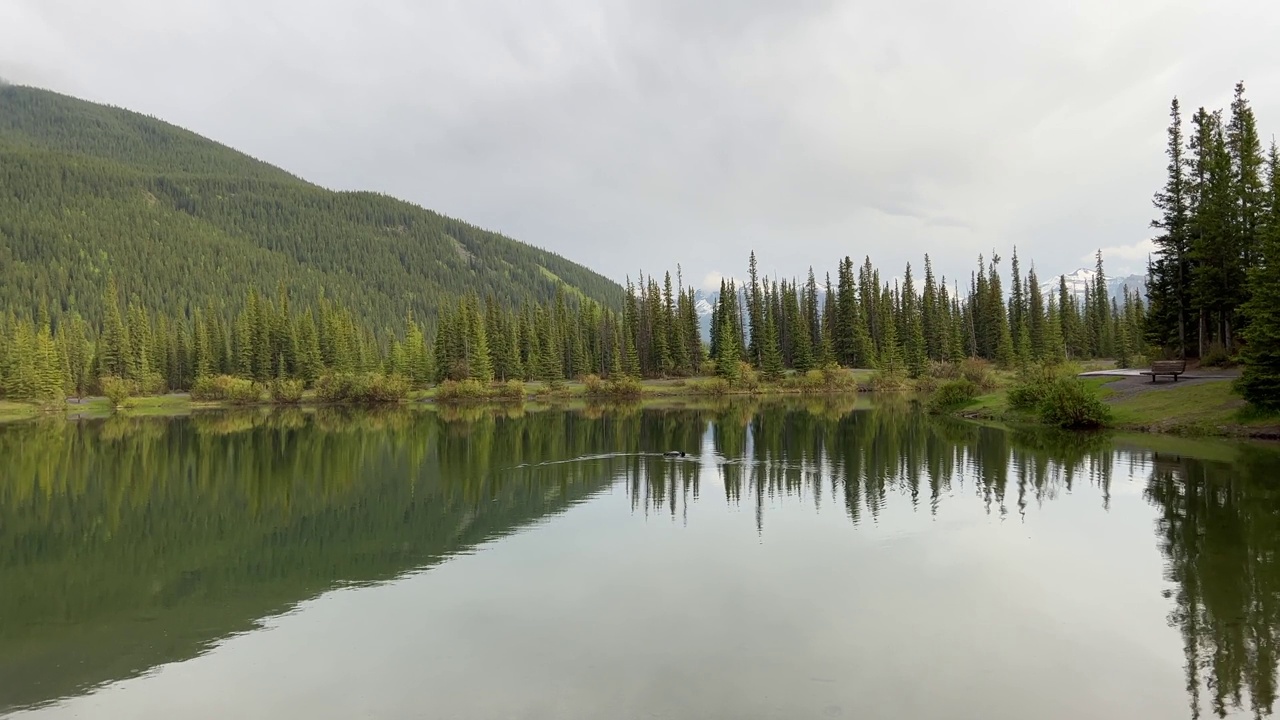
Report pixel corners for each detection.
[2,399,1279,720]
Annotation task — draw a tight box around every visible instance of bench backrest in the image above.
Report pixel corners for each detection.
[1151,360,1187,373]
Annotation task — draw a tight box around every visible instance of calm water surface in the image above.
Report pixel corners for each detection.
[2,399,1280,720]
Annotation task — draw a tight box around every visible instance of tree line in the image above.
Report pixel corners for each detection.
[1,243,1148,403]
[0,269,701,401]
[1145,83,1280,407]
[707,248,1144,382]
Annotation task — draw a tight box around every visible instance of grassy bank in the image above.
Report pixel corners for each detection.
[0,371,881,425]
[958,377,1280,438]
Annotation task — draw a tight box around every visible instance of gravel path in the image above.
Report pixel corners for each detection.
[1080,368,1240,403]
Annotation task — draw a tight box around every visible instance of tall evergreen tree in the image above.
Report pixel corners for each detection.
[1239,141,1280,409]
[1147,97,1192,357]
[902,263,926,377]
[1027,268,1046,361]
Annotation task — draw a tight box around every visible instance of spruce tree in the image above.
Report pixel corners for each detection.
[1147,97,1192,357]
[98,275,130,379]
[1239,141,1280,409]
[61,312,91,399]
[1027,269,1046,361]
[1044,297,1066,362]
[715,315,741,382]
[760,309,784,380]
[877,284,904,376]
[987,255,1014,366]
[746,252,762,365]
[921,256,941,360]
[902,263,926,377]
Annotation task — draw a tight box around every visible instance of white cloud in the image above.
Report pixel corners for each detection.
[1083,238,1157,277]
[2,0,1278,286]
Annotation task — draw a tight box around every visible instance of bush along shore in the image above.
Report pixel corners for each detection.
[924,360,1280,438]
[5,356,1278,440]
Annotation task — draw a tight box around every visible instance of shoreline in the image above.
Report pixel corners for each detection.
[950,375,1280,440]
[5,372,1278,441]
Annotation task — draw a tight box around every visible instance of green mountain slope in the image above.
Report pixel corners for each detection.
[0,85,622,329]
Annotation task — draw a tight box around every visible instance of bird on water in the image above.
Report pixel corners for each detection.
[663,451,687,458]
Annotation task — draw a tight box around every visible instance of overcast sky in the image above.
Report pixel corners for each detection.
[3,0,1278,291]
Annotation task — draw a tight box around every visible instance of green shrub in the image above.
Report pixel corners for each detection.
[100,376,135,408]
[605,375,644,398]
[189,376,222,401]
[927,378,978,412]
[316,373,408,404]
[868,370,910,392]
[929,361,962,379]
[364,374,409,403]
[913,375,940,393]
[689,377,731,396]
[268,379,304,404]
[139,372,167,396]
[1007,364,1062,411]
[491,380,527,400]
[581,373,643,397]
[227,380,264,405]
[434,379,488,401]
[959,358,997,391]
[784,365,860,394]
[784,370,824,393]
[1038,377,1111,429]
[191,375,261,404]
[733,363,761,392]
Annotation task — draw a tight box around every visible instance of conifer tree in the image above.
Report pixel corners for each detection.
[609,323,623,378]
[921,256,941,361]
[987,255,1014,366]
[1044,296,1066,362]
[746,252,762,365]
[61,312,91,399]
[760,308,784,380]
[1027,269,1046,360]
[98,275,130,379]
[1239,141,1280,409]
[876,284,904,376]
[1147,97,1192,357]
[715,316,741,382]
[34,320,65,400]
[902,263,926,377]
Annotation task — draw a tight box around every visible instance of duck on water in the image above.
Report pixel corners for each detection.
[663,451,687,458]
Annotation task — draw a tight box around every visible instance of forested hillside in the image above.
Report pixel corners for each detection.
[0,85,622,329]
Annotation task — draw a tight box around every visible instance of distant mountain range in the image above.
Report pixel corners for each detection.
[693,269,1148,340]
[1043,268,1147,306]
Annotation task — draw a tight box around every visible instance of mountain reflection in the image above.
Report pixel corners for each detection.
[1,401,1278,719]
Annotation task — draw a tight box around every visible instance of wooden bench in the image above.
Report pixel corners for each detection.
[1140,360,1187,383]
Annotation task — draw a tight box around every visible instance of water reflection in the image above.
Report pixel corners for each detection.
[1,401,1278,719]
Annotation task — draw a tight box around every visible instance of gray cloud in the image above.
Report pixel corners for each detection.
[3,0,1279,289]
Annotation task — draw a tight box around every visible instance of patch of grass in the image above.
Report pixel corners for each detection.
[1080,376,1122,397]
[120,395,194,416]
[1106,380,1243,432]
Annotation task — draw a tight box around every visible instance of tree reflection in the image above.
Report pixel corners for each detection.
[1,401,1278,718]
